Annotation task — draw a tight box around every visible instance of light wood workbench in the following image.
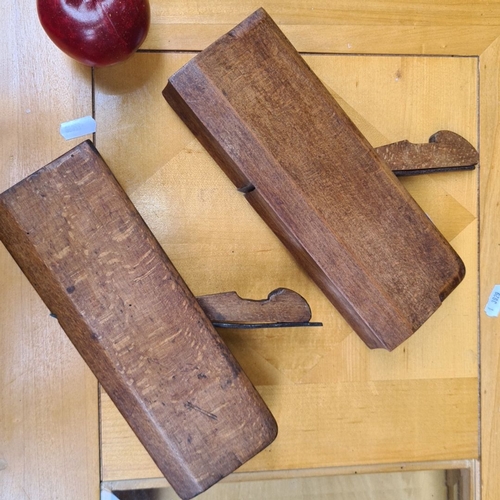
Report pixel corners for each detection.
[1,2,499,499]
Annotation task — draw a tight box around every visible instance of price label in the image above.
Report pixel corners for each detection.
[485,285,500,318]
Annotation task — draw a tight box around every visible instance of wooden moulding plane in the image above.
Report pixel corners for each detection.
[164,8,471,351]
[0,142,278,500]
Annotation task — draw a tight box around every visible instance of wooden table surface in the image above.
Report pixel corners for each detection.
[2,2,500,499]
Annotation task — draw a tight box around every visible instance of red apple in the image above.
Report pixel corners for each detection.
[37,0,150,67]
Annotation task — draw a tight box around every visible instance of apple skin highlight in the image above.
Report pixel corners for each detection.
[37,0,150,67]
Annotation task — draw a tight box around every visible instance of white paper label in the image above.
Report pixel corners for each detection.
[60,116,96,140]
[101,490,120,500]
[485,285,500,318]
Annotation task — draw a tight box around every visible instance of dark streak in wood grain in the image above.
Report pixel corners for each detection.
[185,401,218,421]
